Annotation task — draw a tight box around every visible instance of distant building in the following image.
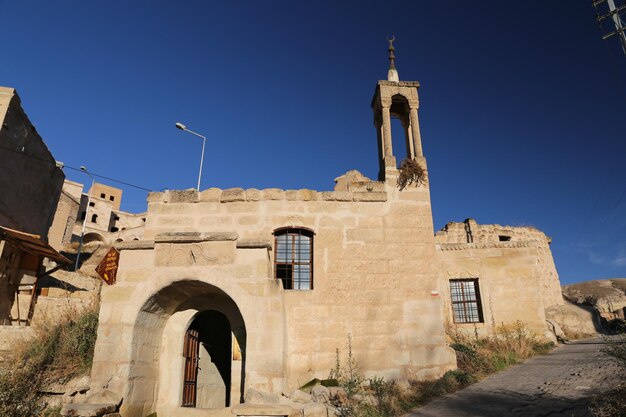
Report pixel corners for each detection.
[71,181,146,245]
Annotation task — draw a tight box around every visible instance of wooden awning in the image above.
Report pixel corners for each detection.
[0,226,71,265]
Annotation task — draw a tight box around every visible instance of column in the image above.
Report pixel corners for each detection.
[409,107,423,158]
[381,106,393,161]
[401,116,414,159]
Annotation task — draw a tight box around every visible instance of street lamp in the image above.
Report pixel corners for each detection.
[75,166,95,271]
[175,122,207,191]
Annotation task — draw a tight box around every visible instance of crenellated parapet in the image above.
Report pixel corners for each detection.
[148,187,389,204]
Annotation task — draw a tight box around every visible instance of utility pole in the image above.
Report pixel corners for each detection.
[593,0,626,57]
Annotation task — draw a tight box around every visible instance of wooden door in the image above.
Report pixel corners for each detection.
[182,327,200,407]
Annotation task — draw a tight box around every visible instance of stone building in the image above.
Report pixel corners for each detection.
[0,86,70,325]
[0,87,64,238]
[86,49,564,417]
[49,179,147,250]
[436,219,563,338]
[73,181,146,245]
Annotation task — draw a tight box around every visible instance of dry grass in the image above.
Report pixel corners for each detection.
[0,367,44,417]
[448,321,554,376]
[17,305,99,384]
[0,305,99,416]
[330,323,553,417]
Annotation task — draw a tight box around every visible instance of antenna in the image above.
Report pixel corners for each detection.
[593,0,626,57]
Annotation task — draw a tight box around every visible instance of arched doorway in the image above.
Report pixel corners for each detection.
[183,310,232,408]
[126,280,247,415]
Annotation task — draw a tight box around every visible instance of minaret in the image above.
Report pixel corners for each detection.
[371,37,425,182]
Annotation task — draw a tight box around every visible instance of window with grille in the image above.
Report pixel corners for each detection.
[450,279,483,323]
[274,228,314,290]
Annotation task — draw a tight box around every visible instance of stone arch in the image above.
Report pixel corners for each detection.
[389,94,413,161]
[82,232,105,244]
[125,280,247,416]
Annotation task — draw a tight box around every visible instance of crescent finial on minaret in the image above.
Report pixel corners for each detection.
[386,35,399,82]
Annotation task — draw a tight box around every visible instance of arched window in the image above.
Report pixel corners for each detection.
[273,227,314,290]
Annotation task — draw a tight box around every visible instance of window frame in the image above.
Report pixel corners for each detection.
[273,227,314,290]
[449,278,484,324]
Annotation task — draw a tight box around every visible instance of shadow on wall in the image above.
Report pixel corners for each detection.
[37,275,86,293]
[59,250,93,269]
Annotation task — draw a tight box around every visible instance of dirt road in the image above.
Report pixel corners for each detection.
[408,338,623,417]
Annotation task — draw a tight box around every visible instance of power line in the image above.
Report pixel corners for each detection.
[63,166,153,192]
[0,144,154,192]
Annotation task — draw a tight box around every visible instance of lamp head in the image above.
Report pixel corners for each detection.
[175,122,186,130]
[80,166,87,172]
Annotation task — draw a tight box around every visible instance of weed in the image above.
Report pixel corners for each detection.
[397,158,427,191]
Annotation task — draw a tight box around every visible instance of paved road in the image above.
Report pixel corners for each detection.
[408,338,623,417]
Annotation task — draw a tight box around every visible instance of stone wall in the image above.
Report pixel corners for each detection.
[0,87,64,237]
[89,171,457,417]
[49,184,81,250]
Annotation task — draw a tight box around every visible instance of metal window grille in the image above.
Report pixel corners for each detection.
[450,279,483,323]
[274,228,313,290]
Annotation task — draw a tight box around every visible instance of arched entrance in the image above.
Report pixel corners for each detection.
[125,280,247,416]
[82,232,105,244]
[183,310,232,408]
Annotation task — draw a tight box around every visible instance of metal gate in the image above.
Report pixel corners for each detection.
[182,327,200,407]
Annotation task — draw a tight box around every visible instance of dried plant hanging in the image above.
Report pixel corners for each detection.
[397,158,427,191]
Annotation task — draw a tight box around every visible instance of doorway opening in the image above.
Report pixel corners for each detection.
[182,310,232,409]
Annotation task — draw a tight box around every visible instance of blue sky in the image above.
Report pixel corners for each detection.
[1,1,624,284]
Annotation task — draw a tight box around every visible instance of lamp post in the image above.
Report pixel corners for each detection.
[75,166,95,271]
[175,122,207,191]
